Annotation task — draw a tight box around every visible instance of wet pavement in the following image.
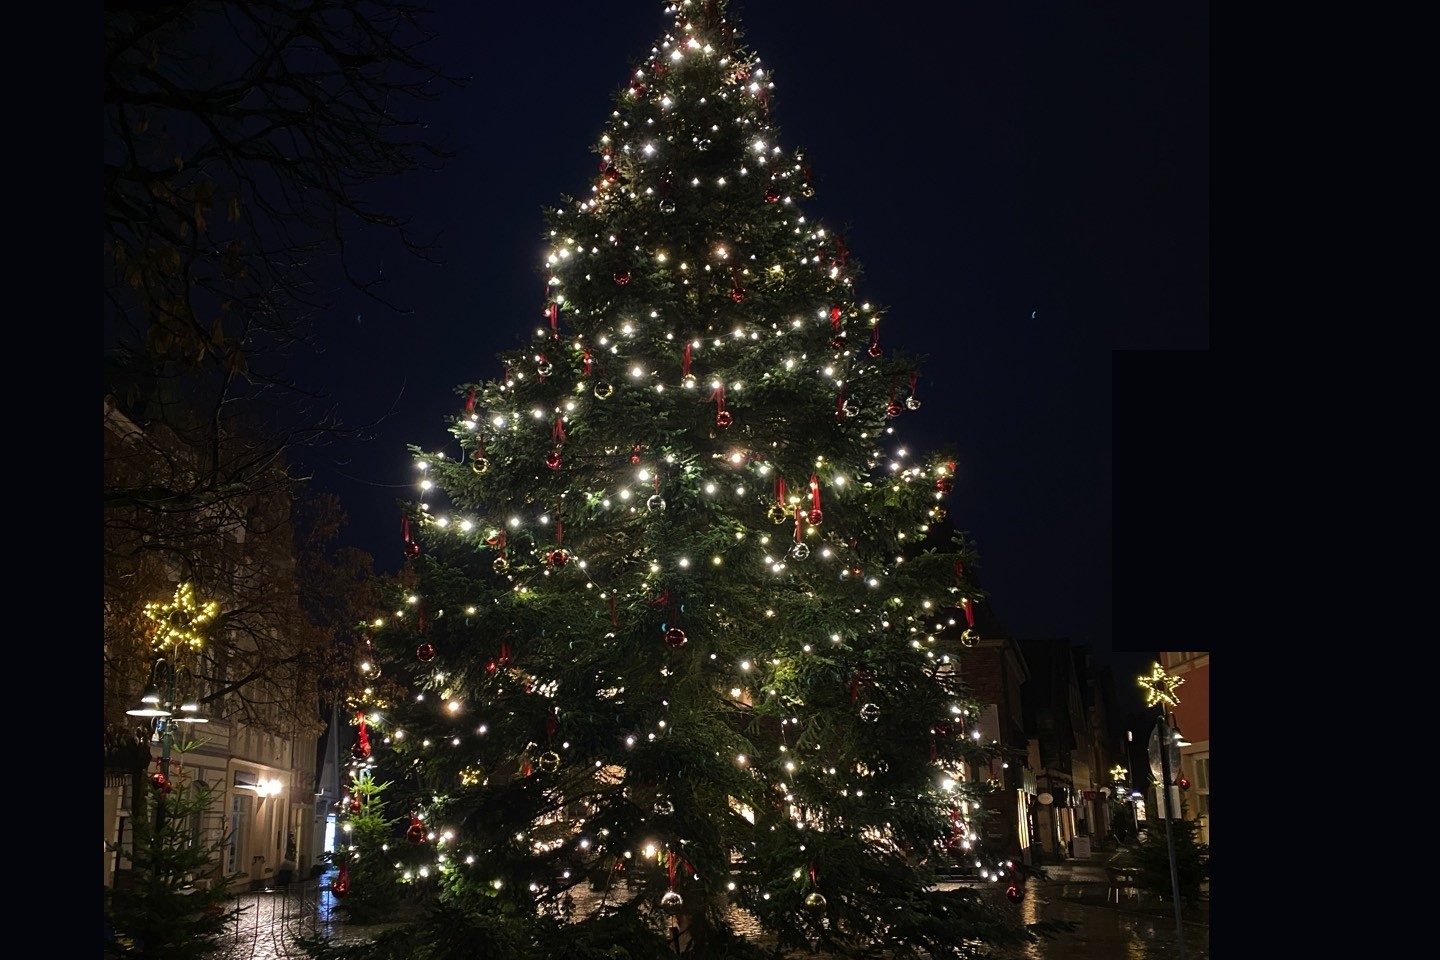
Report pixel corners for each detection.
[208,880,381,960]
[209,861,1208,959]
[989,880,1208,960]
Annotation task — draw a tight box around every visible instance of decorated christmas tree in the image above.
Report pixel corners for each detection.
[326,3,1060,957]
[331,769,407,924]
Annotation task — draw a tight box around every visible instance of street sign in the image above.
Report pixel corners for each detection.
[1147,725,1182,782]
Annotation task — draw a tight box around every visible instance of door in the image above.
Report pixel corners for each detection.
[228,792,251,880]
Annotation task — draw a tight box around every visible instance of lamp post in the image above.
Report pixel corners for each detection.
[126,657,210,829]
[1139,662,1188,960]
[126,582,218,830]
[1108,764,1130,840]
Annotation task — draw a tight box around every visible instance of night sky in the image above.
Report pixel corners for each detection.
[293,1,1209,719]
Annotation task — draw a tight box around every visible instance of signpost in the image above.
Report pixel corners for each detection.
[1139,662,1189,960]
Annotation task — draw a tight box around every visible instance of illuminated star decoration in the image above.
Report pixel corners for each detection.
[143,582,219,652]
[1138,661,1184,709]
[1110,765,1128,782]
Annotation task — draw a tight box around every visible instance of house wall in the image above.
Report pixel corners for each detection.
[104,400,322,893]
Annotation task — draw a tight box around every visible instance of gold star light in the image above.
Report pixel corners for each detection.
[143,582,219,652]
[1138,661,1184,709]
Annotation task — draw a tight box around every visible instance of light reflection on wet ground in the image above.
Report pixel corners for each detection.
[988,881,1209,960]
[209,876,1207,960]
[207,881,375,960]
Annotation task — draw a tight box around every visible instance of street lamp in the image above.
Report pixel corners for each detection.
[1139,661,1189,960]
[126,657,210,827]
[126,582,219,829]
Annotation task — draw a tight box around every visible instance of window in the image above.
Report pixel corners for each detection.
[1192,754,1209,821]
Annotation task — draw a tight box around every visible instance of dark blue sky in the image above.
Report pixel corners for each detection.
[296,1,1208,717]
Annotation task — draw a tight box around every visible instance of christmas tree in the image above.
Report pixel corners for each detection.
[329,3,1060,956]
[104,761,240,959]
[331,769,408,924]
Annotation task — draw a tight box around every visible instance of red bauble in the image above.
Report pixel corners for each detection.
[715,410,734,428]
[1177,776,1191,790]
[868,342,884,358]
[407,816,426,845]
[349,795,362,815]
[764,186,780,203]
[332,863,350,897]
[416,642,436,662]
[402,539,421,560]
[630,81,647,97]
[664,627,688,648]
[150,772,171,795]
[545,450,563,470]
[1006,883,1023,904]
[831,335,848,350]
[614,270,632,285]
[887,401,903,418]
[807,508,824,526]
[730,286,746,303]
[548,548,570,568]
[604,165,620,183]
[936,477,953,493]
[351,740,371,761]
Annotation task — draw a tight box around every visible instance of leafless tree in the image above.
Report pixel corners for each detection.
[104,402,386,742]
[103,0,456,748]
[104,0,463,392]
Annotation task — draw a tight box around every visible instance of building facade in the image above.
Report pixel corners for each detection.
[1018,638,1115,861]
[104,399,324,892]
[954,616,1039,865]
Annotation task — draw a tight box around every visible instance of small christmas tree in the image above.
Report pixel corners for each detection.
[105,754,240,959]
[331,770,408,924]
[1133,816,1210,906]
[317,2,1064,957]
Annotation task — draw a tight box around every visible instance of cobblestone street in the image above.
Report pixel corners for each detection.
[208,879,380,960]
